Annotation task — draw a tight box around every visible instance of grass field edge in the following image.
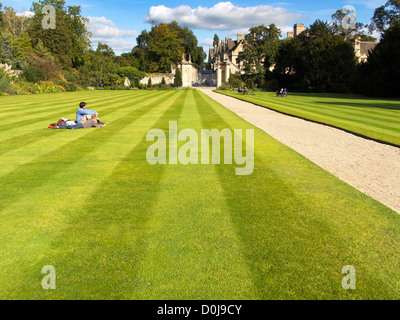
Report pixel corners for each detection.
[214,90,400,149]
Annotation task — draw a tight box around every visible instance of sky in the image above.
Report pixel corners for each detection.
[3,0,386,55]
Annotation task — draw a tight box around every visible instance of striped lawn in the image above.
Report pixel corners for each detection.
[1,90,400,300]
[215,90,400,147]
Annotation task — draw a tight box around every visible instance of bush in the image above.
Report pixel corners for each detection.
[57,81,78,92]
[0,71,12,94]
[217,83,231,90]
[62,70,77,83]
[174,68,182,87]
[22,67,45,83]
[228,74,243,88]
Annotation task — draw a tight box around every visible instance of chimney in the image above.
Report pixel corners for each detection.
[237,33,243,41]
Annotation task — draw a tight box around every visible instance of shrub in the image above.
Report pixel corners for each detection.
[217,83,231,90]
[174,68,182,87]
[228,74,243,88]
[0,71,12,94]
[62,70,77,83]
[57,81,78,92]
[22,67,45,83]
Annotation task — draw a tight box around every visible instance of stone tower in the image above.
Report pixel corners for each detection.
[294,23,305,37]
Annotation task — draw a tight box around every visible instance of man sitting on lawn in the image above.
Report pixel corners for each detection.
[76,102,106,127]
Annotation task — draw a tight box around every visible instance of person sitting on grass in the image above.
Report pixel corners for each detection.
[76,102,106,126]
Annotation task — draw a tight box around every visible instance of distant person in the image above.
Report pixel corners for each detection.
[243,86,248,95]
[283,88,288,97]
[76,102,106,126]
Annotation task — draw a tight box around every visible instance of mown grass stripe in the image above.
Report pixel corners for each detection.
[0,91,188,299]
[0,91,145,129]
[131,90,258,299]
[266,100,400,134]
[251,94,400,116]
[217,91,400,146]
[262,98,400,130]
[262,97,400,125]
[0,90,132,113]
[0,91,163,154]
[0,91,176,212]
[0,91,128,114]
[196,90,400,299]
[0,91,149,120]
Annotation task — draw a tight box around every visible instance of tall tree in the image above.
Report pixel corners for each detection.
[331,8,367,41]
[358,22,400,97]
[274,20,357,92]
[213,34,219,47]
[78,43,119,87]
[237,24,281,85]
[0,6,33,64]
[28,0,90,68]
[369,0,400,33]
[133,23,184,73]
[167,21,206,70]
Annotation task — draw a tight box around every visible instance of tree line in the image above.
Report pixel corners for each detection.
[229,0,400,97]
[0,0,399,97]
[0,0,205,95]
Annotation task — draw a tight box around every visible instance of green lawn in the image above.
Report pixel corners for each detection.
[1,90,400,299]
[215,90,400,147]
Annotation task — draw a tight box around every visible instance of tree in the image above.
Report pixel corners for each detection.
[147,24,183,72]
[331,8,367,41]
[369,0,400,33]
[237,24,281,86]
[174,67,182,87]
[167,21,206,70]
[77,43,119,88]
[0,6,33,64]
[274,19,357,93]
[28,0,90,68]
[357,22,400,97]
[118,66,145,82]
[213,34,219,47]
[133,22,205,72]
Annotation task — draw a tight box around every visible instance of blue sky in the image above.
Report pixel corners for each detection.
[4,0,386,54]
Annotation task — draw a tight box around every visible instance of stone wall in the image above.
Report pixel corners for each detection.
[140,73,175,85]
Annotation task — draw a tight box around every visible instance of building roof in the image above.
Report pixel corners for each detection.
[360,42,378,56]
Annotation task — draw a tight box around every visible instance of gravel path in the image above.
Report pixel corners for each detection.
[199,88,400,213]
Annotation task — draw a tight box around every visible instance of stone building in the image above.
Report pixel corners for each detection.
[287,23,306,38]
[353,39,378,63]
[287,23,378,63]
[208,34,245,87]
[163,23,378,88]
[172,55,198,87]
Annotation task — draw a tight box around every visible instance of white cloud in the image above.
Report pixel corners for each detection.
[91,38,137,52]
[145,1,307,31]
[16,11,35,18]
[199,38,214,46]
[87,16,138,39]
[86,16,138,52]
